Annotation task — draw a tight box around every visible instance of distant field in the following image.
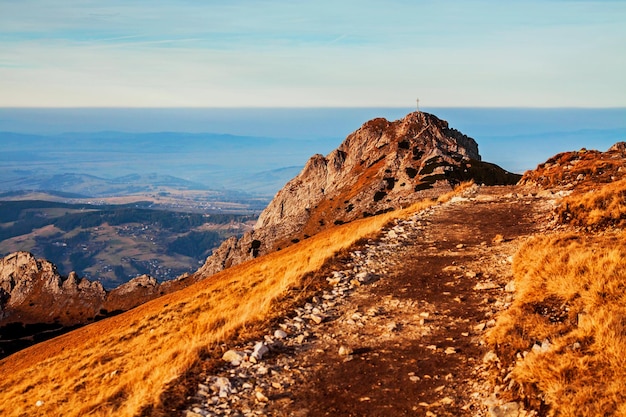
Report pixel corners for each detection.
[0,198,256,288]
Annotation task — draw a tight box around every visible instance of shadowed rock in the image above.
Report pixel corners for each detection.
[199,111,519,277]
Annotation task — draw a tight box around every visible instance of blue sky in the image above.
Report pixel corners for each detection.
[1,0,625,107]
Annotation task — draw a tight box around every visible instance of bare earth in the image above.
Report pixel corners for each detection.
[173,185,557,417]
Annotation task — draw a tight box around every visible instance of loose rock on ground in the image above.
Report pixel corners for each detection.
[182,185,556,417]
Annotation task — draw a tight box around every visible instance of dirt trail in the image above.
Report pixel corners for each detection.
[176,185,556,417]
[268,186,554,416]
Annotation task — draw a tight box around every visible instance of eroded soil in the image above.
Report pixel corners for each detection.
[159,185,557,417]
[268,187,554,416]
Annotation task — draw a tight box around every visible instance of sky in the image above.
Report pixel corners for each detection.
[0,0,625,108]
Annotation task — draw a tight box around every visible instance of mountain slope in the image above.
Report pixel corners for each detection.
[200,111,519,276]
[0,251,204,358]
[0,195,440,417]
[1,110,518,358]
[0,111,523,416]
[1,122,624,416]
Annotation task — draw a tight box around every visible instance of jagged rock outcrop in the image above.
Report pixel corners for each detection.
[107,274,162,311]
[199,111,520,277]
[0,252,106,324]
[519,141,626,189]
[608,141,626,153]
[0,251,202,357]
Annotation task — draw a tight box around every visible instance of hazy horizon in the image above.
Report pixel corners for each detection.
[1,107,625,176]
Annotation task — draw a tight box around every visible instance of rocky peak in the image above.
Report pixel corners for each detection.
[1,252,62,305]
[198,112,518,277]
[0,252,106,321]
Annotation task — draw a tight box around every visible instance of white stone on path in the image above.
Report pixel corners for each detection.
[338,345,353,356]
[222,349,246,365]
[274,329,288,339]
[255,391,269,402]
[213,377,232,398]
[250,342,269,363]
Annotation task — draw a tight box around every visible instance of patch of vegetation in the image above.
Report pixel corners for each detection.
[405,167,418,179]
[418,156,444,175]
[412,146,425,160]
[414,182,433,191]
[558,178,626,229]
[487,232,626,416]
[398,140,410,150]
[383,177,396,190]
[443,160,521,186]
[69,251,95,274]
[52,208,225,233]
[250,239,262,257]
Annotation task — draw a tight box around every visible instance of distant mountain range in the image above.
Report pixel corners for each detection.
[0,172,209,196]
[0,131,338,196]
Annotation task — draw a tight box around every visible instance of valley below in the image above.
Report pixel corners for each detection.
[0,195,258,288]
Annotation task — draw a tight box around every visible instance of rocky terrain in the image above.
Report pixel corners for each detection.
[0,252,199,357]
[163,183,556,417]
[1,110,624,416]
[199,112,519,276]
[0,111,519,359]
[519,140,626,189]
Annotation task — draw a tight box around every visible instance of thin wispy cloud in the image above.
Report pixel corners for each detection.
[0,0,624,107]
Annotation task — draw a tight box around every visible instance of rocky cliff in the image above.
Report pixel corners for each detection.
[0,111,520,358]
[198,111,520,277]
[0,251,196,357]
[0,252,105,324]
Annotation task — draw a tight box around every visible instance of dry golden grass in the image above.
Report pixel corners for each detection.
[0,185,473,416]
[520,148,625,189]
[558,178,626,229]
[487,232,626,416]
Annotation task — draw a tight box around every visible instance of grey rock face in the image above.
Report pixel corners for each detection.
[198,112,487,278]
[0,252,106,306]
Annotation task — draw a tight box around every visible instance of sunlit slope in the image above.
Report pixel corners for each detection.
[488,151,626,416]
[488,232,626,416]
[0,194,447,416]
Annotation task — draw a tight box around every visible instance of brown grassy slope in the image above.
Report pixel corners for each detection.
[487,232,626,416]
[557,177,626,229]
[488,153,626,416]
[0,187,471,417]
[519,144,626,190]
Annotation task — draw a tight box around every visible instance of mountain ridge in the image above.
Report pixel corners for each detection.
[199,111,519,276]
[0,113,625,415]
[0,111,520,358]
